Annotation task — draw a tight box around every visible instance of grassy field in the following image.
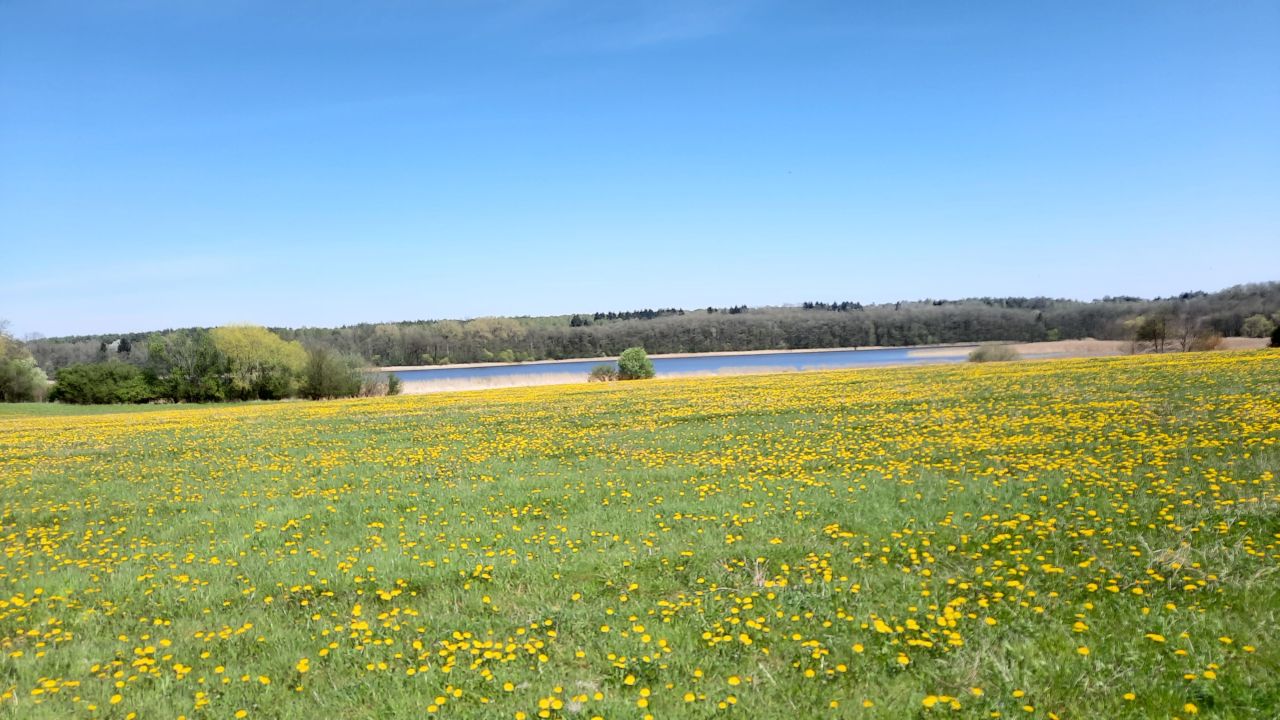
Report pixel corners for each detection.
[2,351,1278,719]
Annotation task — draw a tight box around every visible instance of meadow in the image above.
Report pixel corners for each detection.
[1,351,1278,719]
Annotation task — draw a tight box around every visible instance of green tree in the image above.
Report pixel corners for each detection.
[147,329,228,402]
[209,325,308,400]
[1128,314,1169,353]
[1242,313,1277,338]
[0,356,48,402]
[50,363,154,404]
[617,347,655,380]
[1,321,50,401]
[300,346,363,399]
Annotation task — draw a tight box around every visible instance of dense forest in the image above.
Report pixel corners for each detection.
[18,281,1280,374]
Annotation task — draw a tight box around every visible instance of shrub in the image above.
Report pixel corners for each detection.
[617,347,655,380]
[387,373,403,395]
[1242,314,1277,339]
[1271,324,1280,348]
[1,356,48,402]
[1,323,49,402]
[51,362,155,404]
[588,364,619,382]
[968,343,1021,363]
[300,347,363,399]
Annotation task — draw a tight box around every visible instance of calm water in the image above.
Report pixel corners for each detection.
[390,346,978,388]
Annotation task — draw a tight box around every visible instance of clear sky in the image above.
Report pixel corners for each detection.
[2,1,1277,337]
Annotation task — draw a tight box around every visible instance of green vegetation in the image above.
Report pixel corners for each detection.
[7,282,1278,404]
[616,347,655,380]
[210,325,308,400]
[967,343,1021,362]
[146,329,229,402]
[3,324,402,405]
[300,346,364,400]
[0,322,48,402]
[48,362,154,404]
[22,282,1280,373]
[1242,313,1277,338]
[1,352,1277,718]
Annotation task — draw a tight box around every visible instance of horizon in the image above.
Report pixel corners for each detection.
[3,1,1278,338]
[16,278,1278,341]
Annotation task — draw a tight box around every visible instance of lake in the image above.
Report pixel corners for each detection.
[388,346,982,393]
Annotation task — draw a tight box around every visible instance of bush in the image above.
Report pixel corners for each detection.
[1,323,49,402]
[1242,314,1277,339]
[1271,324,1280,348]
[300,347,363,399]
[588,364,619,382]
[1,355,48,402]
[387,373,403,395]
[617,347,655,380]
[968,343,1021,363]
[51,362,155,404]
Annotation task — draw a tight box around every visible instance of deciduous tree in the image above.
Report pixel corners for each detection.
[209,325,307,400]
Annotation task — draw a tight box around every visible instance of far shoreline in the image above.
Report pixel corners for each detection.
[388,338,1271,395]
[380,341,984,373]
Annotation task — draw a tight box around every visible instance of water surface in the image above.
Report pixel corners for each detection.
[390,346,979,391]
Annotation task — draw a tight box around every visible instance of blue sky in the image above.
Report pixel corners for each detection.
[2,1,1277,337]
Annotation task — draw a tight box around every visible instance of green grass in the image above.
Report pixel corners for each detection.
[0,402,148,417]
[1,350,1278,719]
[0,401,258,418]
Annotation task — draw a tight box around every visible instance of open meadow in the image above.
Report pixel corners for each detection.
[2,351,1278,719]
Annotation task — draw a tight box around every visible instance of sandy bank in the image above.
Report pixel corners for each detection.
[907,338,1131,359]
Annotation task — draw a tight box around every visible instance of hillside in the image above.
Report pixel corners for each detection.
[22,281,1280,372]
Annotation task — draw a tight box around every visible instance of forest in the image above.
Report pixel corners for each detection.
[21,282,1280,374]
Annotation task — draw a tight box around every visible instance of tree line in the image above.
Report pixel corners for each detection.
[9,282,1279,402]
[1,324,401,404]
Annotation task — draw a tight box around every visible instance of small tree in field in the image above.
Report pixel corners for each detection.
[617,347,655,380]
